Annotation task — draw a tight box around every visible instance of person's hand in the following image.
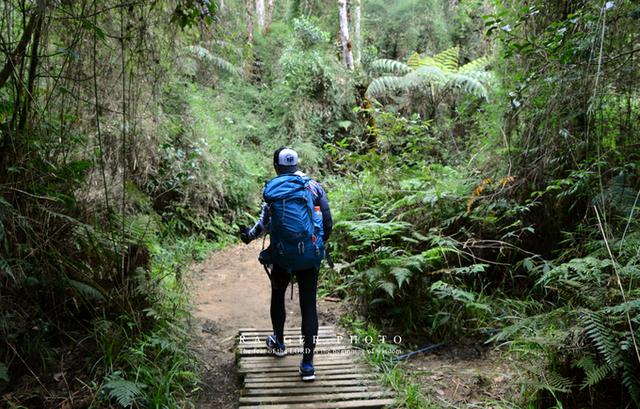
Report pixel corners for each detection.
[240,226,254,244]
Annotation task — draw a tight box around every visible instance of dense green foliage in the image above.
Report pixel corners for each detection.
[1,0,639,407]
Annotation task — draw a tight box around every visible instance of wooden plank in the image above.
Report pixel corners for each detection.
[240,398,396,409]
[243,385,387,396]
[238,326,335,333]
[236,327,396,408]
[242,367,366,377]
[237,348,350,357]
[238,364,358,376]
[238,330,337,337]
[238,340,347,348]
[238,355,352,366]
[244,379,378,388]
[245,372,374,381]
[239,390,394,405]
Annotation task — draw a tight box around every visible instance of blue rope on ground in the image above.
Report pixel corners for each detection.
[392,342,445,361]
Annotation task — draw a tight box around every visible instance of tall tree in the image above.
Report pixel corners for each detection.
[256,0,265,29]
[264,0,275,36]
[338,0,354,70]
[352,0,361,67]
[246,0,254,45]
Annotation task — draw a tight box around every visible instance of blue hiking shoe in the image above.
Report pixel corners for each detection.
[266,335,286,357]
[299,361,315,381]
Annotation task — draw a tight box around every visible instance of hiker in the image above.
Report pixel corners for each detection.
[240,147,332,382]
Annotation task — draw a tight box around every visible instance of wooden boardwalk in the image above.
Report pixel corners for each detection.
[236,326,396,409]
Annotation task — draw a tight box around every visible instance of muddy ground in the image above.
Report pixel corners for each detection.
[188,241,517,408]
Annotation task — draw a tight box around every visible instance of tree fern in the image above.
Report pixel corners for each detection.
[371,59,413,74]
[366,46,492,115]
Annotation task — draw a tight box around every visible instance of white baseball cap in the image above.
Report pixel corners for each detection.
[274,147,298,173]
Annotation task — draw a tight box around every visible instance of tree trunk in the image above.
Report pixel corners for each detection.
[256,0,265,29]
[353,0,361,67]
[246,0,254,46]
[19,1,46,133]
[0,8,40,91]
[264,0,275,36]
[338,0,354,71]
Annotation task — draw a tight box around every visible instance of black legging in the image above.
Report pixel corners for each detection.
[270,264,318,365]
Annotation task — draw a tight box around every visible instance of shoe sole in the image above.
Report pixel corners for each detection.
[299,368,315,381]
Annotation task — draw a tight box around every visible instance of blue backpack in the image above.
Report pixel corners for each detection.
[259,173,325,271]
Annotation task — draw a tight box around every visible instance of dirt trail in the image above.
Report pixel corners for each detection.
[188,241,515,408]
[189,240,345,408]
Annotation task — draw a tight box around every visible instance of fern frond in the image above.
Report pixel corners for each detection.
[210,56,236,74]
[400,70,443,91]
[70,279,105,300]
[390,267,412,288]
[110,214,157,245]
[379,281,396,298]
[413,66,448,84]
[406,52,424,70]
[186,45,236,74]
[458,56,491,73]
[365,76,405,96]
[542,370,573,393]
[580,363,612,389]
[0,256,14,281]
[603,298,640,315]
[573,354,597,371]
[371,58,413,74]
[102,375,146,407]
[432,47,459,74]
[365,266,385,281]
[447,73,488,98]
[538,257,612,287]
[621,360,640,405]
[0,363,8,382]
[582,311,624,367]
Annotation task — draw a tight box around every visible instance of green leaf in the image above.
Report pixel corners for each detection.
[59,86,78,100]
[0,363,8,382]
[82,20,105,39]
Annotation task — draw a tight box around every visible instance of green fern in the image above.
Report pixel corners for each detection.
[366,46,492,102]
[110,214,157,246]
[581,363,612,389]
[102,374,147,407]
[379,281,397,298]
[390,266,412,288]
[186,45,236,75]
[0,256,14,281]
[621,360,640,404]
[582,311,624,368]
[542,370,573,393]
[0,362,8,382]
[70,279,105,300]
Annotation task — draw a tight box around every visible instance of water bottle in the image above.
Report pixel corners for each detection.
[313,206,323,237]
